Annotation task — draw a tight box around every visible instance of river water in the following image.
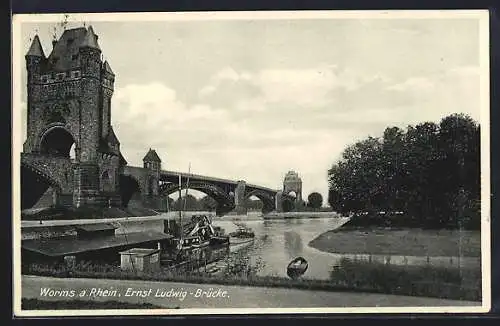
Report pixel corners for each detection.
[62,211,479,281]
[211,214,481,280]
[212,215,350,280]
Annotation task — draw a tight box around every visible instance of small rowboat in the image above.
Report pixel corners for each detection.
[287,256,308,279]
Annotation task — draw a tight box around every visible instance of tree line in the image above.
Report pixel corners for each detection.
[163,195,270,212]
[165,192,327,213]
[327,113,480,230]
[281,192,325,212]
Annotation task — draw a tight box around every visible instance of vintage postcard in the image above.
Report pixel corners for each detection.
[12,10,491,316]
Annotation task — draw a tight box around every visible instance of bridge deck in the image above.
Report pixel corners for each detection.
[160,170,279,193]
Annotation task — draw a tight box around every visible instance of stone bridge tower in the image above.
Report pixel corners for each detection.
[283,170,302,202]
[140,149,162,209]
[23,26,125,207]
[143,148,161,196]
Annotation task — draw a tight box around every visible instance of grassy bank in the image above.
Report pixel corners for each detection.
[23,258,481,302]
[330,258,481,301]
[21,298,166,310]
[21,206,160,221]
[338,211,480,231]
[309,228,481,257]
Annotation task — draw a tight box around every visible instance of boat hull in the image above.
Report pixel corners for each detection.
[286,257,308,279]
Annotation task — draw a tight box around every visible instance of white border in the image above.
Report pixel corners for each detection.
[12,10,491,316]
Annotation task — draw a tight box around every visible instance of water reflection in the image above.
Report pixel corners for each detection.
[284,231,303,259]
[212,217,481,280]
[212,217,349,279]
[117,216,480,281]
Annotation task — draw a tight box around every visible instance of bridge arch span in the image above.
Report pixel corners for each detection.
[159,181,235,215]
[244,189,275,214]
[21,161,62,209]
[119,174,142,207]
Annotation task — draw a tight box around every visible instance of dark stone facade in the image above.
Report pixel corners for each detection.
[23,27,123,207]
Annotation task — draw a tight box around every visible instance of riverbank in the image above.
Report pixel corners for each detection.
[306,226,482,302]
[23,252,481,302]
[309,228,481,257]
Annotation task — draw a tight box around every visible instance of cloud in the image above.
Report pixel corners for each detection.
[111,80,354,198]
[112,82,234,169]
[387,76,435,92]
[199,65,375,112]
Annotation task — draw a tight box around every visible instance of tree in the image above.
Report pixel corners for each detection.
[174,194,199,211]
[307,192,323,210]
[294,199,306,211]
[199,195,218,211]
[163,197,175,212]
[245,197,263,210]
[281,198,294,212]
[328,189,343,213]
[326,113,480,229]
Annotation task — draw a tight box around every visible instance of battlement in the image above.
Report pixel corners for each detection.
[36,70,81,84]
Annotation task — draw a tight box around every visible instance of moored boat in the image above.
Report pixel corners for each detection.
[287,256,308,279]
[228,223,255,251]
[229,222,255,238]
[160,167,230,269]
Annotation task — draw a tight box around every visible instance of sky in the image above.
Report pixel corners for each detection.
[14,12,486,205]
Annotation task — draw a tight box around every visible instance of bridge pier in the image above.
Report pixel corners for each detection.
[72,163,105,207]
[52,188,59,207]
[234,180,247,215]
[275,191,283,213]
[141,195,163,211]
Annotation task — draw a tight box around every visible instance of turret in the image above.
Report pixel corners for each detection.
[25,35,45,77]
[143,148,162,171]
[24,35,46,152]
[78,26,102,161]
[79,26,101,78]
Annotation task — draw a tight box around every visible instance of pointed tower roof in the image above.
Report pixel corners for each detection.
[47,27,87,70]
[80,26,101,50]
[26,35,45,57]
[103,60,114,75]
[143,148,161,163]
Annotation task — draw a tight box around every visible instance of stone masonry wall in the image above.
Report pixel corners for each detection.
[21,153,74,194]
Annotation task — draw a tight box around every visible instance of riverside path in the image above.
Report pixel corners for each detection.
[21,275,480,310]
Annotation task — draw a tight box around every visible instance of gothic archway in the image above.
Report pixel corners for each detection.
[39,126,76,158]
